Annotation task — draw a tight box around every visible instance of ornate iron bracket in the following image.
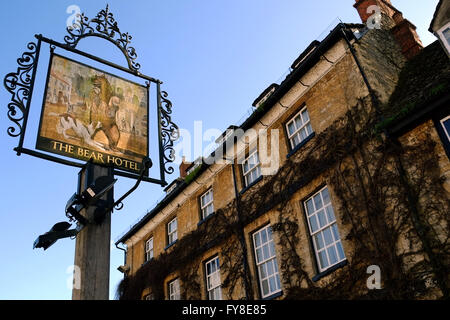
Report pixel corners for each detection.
[64,4,141,72]
[157,83,179,180]
[3,40,41,153]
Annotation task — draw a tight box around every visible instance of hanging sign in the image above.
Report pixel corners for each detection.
[36,54,149,174]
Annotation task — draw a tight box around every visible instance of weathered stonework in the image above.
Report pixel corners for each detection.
[116,2,450,300]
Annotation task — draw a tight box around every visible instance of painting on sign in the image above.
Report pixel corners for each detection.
[36,54,148,173]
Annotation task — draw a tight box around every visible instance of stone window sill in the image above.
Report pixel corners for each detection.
[239,175,263,195]
[312,260,348,282]
[286,132,315,159]
[262,290,283,300]
[198,212,216,227]
[164,240,178,251]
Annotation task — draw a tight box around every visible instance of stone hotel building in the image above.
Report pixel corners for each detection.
[116,0,450,300]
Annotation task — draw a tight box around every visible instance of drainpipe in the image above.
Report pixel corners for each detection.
[228,158,253,300]
[116,243,128,277]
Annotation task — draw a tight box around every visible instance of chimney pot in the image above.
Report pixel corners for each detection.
[179,157,191,179]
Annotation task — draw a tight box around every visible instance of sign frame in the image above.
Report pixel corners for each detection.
[3,5,179,186]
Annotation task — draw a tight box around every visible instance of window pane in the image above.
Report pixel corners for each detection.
[322,187,330,204]
[275,273,281,290]
[259,264,267,279]
[262,280,269,296]
[305,199,314,215]
[243,162,249,173]
[301,109,309,122]
[336,241,345,260]
[254,232,261,247]
[267,227,273,240]
[292,134,301,147]
[317,209,327,228]
[313,194,323,210]
[443,27,450,44]
[314,233,324,250]
[267,260,274,276]
[326,205,335,223]
[318,250,328,270]
[261,228,268,244]
[306,123,313,136]
[269,276,276,292]
[256,248,263,263]
[309,216,319,233]
[294,115,303,128]
[263,244,270,261]
[287,121,296,135]
[327,246,338,265]
[269,241,276,257]
[323,227,333,246]
[201,195,206,207]
[331,223,340,241]
[206,262,211,275]
[255,166,261,180]
[300,128,307,140]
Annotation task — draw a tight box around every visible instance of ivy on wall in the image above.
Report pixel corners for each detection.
[117,96,449,300]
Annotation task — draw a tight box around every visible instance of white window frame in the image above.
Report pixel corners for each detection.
[304,186,346,273]
[168,278,180,300]
[440,115,450,142]
[145,237,153,262]
[285,106,313,150]
[436,22,450,55]
[167,217,178,245]
[252,225,281,298]
[200,188,214,220]
[205,256,222,300]
[242,149,262,187]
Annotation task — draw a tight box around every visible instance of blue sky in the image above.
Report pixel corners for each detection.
[0,0,439,300]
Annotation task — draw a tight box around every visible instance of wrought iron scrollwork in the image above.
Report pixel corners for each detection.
[3,42,38,137]
[160,91,179,175]
[64,5,141,72]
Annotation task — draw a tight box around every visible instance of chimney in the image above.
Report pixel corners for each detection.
[354,0,395,24]
[354,0,423,59]
[179,156,191,179]
[390,12,423,60]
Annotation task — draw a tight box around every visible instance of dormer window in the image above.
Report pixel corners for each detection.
[165,183,177,194]
[436,22,450,56]
[186,162,201,176]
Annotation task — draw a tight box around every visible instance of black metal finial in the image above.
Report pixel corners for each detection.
[64,5,141,72]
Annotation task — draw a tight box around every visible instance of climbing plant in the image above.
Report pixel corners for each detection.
[117,96,449,300]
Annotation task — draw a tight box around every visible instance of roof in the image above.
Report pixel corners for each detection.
[377,40,450,134]
[115,23,361,245]
[429,0,445,32]
[240,23,358,132]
